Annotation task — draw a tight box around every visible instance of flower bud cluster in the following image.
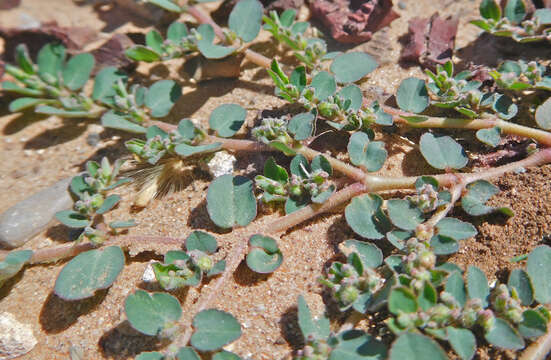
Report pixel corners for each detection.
[112,80,148,124]
[295,336,332,360]
[408,184,440,213]
[321,258,384,310]
[252,116,293,144]
[153,249,216,290]
[491,284,524,324]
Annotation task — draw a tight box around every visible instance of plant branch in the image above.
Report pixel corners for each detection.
[424,182,463,228]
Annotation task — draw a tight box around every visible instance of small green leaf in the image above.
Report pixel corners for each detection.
[96,194,121,215]
[386,230,410,250]
[290,66,306,93]
[101,111,146,134]
[37,42,66,81]
[125,290,182,336]
[55,210,89,228]
[338,85,363,111]
[396,77,429,113]
[0,250,32,286]
[174,143,221,157]
[109,220,137,229]
[35,105,93,118]
[508,269,534,306]
[527,245,551,304]
[285,196,309,214]
[445,271,467,306]
[176,347,201,360]
[9,97,53,112]
[461,180,512,216]
[297,295,330,340]
[345,194,391,239]
[191,309,242,351]
[146,30,164,54]
[209,104,247,137]
[466,266,489,307]
[329,330,387,360]
[519,309,548,338]
[2,81,43,96]
[196,24,234,59]
[311,71,336,101]
[436,218,477,240]
[535,97,551,130]
[264,157,289,183]
[125,46,161,62]
[386,199,423,231]
[136,352,164,360]
[447,327,476,360]
[55,246,124,300]
[15,44,35,74]
[186,231,217,253]
[246,234,283,273]
[389,287,418,314]
[430,235,459,255]
[419,133,468,170]
[330,52,377,83]
[347,132,387,172]
[212,351,242,360]
[390,333,447,360]
[492,93,517,120]
[167,22,188,42]
[288,112,315,140]
[62,53,94,90]
[207,175,257,228]
[418,282,437,311]
[92,67,127,105]
[343,240,383,268]
[504,0,526,24]
[484,318,525,350]
[476,126,501,147]
[145,80,181,118]
[228,0,263,42]
[480,0,501,21]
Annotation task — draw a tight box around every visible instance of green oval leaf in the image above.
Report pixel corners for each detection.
[347,132,387,172]
[167,22,189,42]
[445,271,467,306]
[145,80,181,118]
[466,265,489,307]
[176,347,201,360]
[96,194,121,215]
[436,217,477,241]
[190,309,242,351]
[207,175,257,229]
[508,268,534,306]
[148,0,181,12]
[396,77,429,113]
[209,104,247,137]
[476,126,501,147]
[92,67,127,105]
[527,245,551,304]
[387,199,423,231]
[419,133,468,170]
[343,240,383,268]
[186,231,217,253]
[101,111,146,134]
[390,333,447,360]
[228,0,263,42]
[330,52,378,83]
[55,210,90,228]
[345,194,391,239]
[297,295,330,341]
[338,85,363,111]
[246,234,283,273]
[461,180,512,216]
[136,352,164,360]
[329,330,387,360]
[311,71,336,101]
[62,53,95,90]
[37,43,66,81]
[213,351,242,360]
[447,327,476,360]
[0,250,32,286]
[504,0,526,24]
[484,318,525,350]
[54,246,124,300]
[519,309,548,338]
[125,290,182,336]
[480,0,501,21]
[288,112,315,140]
[389,287,418,314]
[125,45,161,62]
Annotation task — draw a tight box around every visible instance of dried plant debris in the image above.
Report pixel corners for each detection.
[91,33,136,72]
[310,0,399,44]
[0,0,20,10]
[0,21,98,61]
[401,13,458,69]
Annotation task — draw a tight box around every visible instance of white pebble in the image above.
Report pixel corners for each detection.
[207,151,236,178]
[142,261,156,283]
[0,312,37,360]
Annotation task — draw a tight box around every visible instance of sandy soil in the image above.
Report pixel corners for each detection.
[1,0,550,359]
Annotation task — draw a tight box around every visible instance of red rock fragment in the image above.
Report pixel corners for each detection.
[91,33,135,73]
[0,21,98,61]
[309,0,399,44]
[400,13,458,70]
[0,0,20,10]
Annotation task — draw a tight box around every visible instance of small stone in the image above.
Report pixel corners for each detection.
[86,133,101,147]
[398,1,406,9]
[0,312,37,360]
[206,151,237,178]
[142,261,156,283]
[0,177,74,248]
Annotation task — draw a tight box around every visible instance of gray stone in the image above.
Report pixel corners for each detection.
[0,177,74,248]
[0,312,37,360]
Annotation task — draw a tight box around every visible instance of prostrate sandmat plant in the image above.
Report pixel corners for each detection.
[2,0,551,359]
